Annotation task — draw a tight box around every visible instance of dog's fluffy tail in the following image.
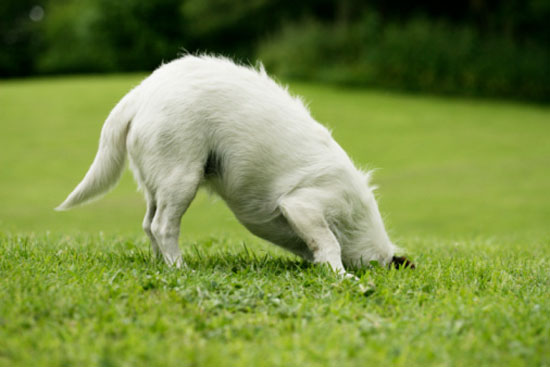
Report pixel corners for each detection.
[55,87,140,211]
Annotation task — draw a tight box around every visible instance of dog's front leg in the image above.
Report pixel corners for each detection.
[279,191,349,276]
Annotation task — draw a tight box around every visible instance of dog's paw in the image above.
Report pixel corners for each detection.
[344,272,360,281]
[163,255,185,269]
[335,269,360,281]
[359,282,376,296]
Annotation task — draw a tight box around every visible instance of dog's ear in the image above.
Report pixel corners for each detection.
[390,256,415,269]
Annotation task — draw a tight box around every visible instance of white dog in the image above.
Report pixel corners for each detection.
[57,55,413,276]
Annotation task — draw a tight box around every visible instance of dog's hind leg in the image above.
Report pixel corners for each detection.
[279,190,348,276]
[150,168,202,268]
[142,192,161,259]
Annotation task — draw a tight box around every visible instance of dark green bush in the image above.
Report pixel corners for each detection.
[1,1,548,101]
[36,0,116,74]
[36,0,186,74]
[258,14,550,101]
[95,0,186,71]
[0,0,45,77]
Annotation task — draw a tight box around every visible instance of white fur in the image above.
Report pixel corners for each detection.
[57,55,397,275]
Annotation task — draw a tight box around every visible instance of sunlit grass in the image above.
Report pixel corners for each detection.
[1,233,548,366]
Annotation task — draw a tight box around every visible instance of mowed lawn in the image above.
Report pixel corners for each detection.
[0,74,549,366]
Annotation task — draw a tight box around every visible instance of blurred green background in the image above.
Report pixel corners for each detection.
[1,0,549,101]
[1,0,549,243]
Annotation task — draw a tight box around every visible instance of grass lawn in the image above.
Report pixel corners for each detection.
[0,74,549,366]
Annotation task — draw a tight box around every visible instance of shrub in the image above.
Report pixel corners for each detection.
[37,0,116,74]
[35,0,186,74]
[258,14,550,101]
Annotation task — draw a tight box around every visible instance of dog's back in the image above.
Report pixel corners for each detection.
[127,56,357,224]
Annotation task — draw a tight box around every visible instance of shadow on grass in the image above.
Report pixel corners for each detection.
[119,244,392,281]
[122,248,316,274]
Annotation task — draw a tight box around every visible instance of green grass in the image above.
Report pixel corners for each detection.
[0,75,549,366]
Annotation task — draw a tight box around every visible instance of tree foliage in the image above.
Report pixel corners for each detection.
[0,0,548,100]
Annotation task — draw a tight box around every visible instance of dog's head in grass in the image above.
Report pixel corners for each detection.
[390,256,416,269]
